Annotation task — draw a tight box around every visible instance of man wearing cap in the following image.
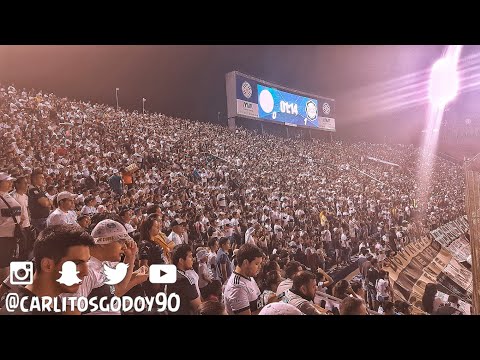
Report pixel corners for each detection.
[63,219,147,315]
[28,169,52,234]
[167,218,186,246]
[46,192,78,227]
[0,172,22,282]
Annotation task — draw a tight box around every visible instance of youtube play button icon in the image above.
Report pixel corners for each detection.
[149,264,177,284]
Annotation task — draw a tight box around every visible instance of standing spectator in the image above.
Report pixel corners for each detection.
[119,208,135,235]
[80,196,97,216]
[207,237,219,280]
[216,236,233,284]
[46,192,78,227]
[196,247,213,300]
[45,185,57,202]
[422,283,444,314]
[167,218,186,246]
[223,243,264,315]
[108,169,123,196]
[139,214,170,266]
[366,258,380,309]
[11,173,34,259]
[375,270,392,306]
[28,169,52,234]
[166,244,201,315]
[0,172,22,281]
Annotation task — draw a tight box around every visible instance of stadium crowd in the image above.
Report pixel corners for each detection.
[0,84,467,315]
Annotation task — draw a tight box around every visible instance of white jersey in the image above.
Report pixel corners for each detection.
[282,289,322,315]
[276,278,293,299]
[0,191,21,237]
[167,231,184,246]
[46,208,78,227]
[223,271,262,315]
[10,191,30,228]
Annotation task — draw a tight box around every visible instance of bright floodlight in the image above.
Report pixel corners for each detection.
[428,57,459,107]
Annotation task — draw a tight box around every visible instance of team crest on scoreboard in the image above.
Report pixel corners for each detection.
[242,81,252,99]
[322,102,331,115]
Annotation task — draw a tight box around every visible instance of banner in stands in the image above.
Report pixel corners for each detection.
[384,237,472,307]
[430,216,470,263]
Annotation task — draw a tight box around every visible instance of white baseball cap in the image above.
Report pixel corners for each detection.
[0,172,16,181]
[91,219,132,245]
[57,191,77,202]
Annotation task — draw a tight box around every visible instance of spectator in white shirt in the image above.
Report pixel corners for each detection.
[46,191,78,227]
[45,184,57,202]
[273,219,283,240]
[196,248,213,299]
[80,196,97,216]
[11,174,30,229]
[168,218,186,246]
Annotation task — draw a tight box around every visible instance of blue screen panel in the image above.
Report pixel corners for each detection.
[257,84,319,128]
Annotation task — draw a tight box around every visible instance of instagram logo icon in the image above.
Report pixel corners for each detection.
[10,261,34,285]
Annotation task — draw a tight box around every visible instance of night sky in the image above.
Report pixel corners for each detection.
[1,45,479,143]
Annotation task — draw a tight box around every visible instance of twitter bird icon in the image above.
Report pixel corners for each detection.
[103,263,129,285]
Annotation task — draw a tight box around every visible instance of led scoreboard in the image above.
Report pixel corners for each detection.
[226,71,335,131]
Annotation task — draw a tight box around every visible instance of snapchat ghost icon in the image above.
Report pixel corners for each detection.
[57,261,83,286]
[102,263,129,285]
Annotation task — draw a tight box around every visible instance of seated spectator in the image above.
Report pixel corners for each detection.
[259,302,304,315]
[435,295,463,315]
[283,271,325,315]
[276,260,303,299]
[196,300,227,315]
[383,301,396,315]
[339,297,368,315]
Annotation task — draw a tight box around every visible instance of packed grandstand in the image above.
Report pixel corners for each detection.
[0,84,474,315]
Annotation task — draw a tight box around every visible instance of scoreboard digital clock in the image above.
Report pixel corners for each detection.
[257,84,319,127]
